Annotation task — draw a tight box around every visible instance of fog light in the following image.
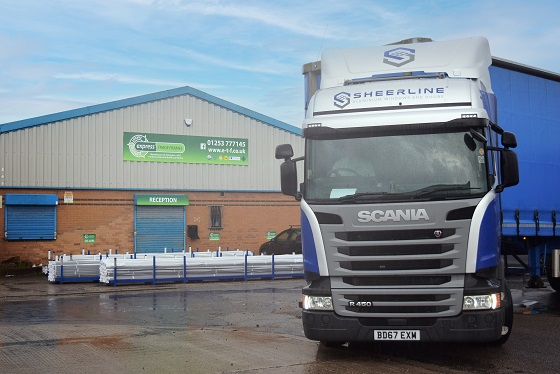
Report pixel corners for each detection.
[302,295,333,311]
[463,293,500,310]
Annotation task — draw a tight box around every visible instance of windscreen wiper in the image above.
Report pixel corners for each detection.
[336,192,394,203]
[412,183,476,198]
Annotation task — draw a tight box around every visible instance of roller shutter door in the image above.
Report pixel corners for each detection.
[135,205,185,253]
[4,194,58,240]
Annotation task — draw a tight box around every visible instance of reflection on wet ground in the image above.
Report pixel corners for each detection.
[2,276,560,373]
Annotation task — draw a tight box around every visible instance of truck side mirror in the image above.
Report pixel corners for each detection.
[502,131,517,149]
[280,160,298,197]
[275,144,294,160]
[497,149,519,192]
[276,144,301,199]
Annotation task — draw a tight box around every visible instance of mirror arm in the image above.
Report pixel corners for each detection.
[490,122,504,135]
[293,157,304,201]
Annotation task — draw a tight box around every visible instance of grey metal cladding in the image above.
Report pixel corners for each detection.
[0,93,303,191]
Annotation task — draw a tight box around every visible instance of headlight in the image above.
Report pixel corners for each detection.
[302,295,333,311]
[463,293,501,310]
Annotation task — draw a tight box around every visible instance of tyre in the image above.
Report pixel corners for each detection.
[545,253,560,292]
[548,277,560,292]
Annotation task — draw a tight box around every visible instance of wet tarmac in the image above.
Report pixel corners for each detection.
[1,274,560,373]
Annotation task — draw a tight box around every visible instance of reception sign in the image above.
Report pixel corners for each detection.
[134,194,189,206]
[123,132,248,165]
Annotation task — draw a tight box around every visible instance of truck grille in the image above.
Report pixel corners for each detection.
[331,287,463,318]
[342,275,452,286]
[338,244,454,256]
[346,293,450,314]
[315,201,473,318]
[340,259,453,271]
[336,229,455,241]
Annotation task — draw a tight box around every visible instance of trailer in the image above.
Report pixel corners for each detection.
[490,59,560,290]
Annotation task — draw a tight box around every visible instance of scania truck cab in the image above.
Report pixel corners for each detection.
[276,37,519,345]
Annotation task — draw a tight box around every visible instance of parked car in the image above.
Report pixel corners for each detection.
[259,226,301,255]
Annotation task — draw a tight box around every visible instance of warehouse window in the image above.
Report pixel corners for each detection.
[209,205,223,229]
[4,194,58,240]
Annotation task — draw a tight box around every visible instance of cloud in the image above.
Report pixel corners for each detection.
[1,0,559,126]
[0,95,91,124]
[177,48,294,75]
[122,0,334,39]
[54,72,190,88]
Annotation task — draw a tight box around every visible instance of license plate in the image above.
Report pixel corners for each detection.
[374,330,420,341]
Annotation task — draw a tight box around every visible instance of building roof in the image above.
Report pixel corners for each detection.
[0,86,302,136]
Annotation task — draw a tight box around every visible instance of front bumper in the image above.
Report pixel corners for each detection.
[302,308,505,343]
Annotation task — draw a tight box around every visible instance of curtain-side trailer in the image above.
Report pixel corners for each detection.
[492,59,560,289]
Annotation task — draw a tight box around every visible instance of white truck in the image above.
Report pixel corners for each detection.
[276,37,519,345]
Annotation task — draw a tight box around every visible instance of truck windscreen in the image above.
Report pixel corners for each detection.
[304,129,489,202]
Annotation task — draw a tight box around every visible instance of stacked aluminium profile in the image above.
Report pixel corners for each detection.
[45,249,303,285]
[99,253,303,284]
[47,253,129,282]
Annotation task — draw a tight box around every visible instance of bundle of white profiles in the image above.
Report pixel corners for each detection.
[99,253,303,284]
[45,250,303,284]
[46,253,128,282]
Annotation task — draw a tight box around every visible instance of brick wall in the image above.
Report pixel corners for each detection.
[0,189,300,264]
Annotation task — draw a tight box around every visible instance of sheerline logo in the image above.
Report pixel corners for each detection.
[383,47,415,67]
[334,91,351,108]
[357,209,429,223]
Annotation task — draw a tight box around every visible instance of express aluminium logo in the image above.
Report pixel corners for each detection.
[383,47,415,67]
[127,134,185,158]
[127,134,153,158]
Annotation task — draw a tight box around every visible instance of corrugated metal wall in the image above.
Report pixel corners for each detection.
[0,94,304,191]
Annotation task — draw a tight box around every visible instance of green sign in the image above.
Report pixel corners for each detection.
[209,232,220,241]
[83,234,96,243]
[123,132,248,165]
[135,194,189,206]
[266,231,276,240]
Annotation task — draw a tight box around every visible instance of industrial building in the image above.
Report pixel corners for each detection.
[0,86,303,264]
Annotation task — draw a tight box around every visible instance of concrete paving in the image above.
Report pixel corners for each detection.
[2,273,560,373]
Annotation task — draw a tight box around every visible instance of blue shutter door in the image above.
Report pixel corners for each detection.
[135,206,185,254]
[6,205,57,240]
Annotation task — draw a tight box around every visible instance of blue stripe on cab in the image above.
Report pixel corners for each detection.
[301,208,320,275]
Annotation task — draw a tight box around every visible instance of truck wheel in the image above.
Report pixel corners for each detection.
[488,280,513,346]
[547,277,560,292]
[544,253,560,292]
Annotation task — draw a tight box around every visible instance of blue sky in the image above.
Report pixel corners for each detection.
[1,0,559,126]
